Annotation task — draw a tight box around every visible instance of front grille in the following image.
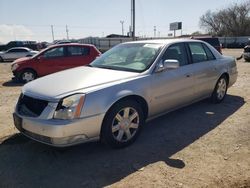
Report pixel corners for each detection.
[17,94,48,117]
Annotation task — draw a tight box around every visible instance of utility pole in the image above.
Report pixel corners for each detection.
[66,25,69,40]
[154,26,156,37]
[120,21,124,36]
[131,0,135,40]
[51,25,55,42]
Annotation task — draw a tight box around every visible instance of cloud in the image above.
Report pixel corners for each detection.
[0,24,34,44]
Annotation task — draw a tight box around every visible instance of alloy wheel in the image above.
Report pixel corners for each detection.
[111,107,139,142]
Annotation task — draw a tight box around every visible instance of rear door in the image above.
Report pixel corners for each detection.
[150,42,197,115]
[187,42,218,98]
[63,46,92,68]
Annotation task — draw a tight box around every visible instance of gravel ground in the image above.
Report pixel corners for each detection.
[0,49,249,188]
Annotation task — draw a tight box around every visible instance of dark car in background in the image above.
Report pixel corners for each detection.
[11,43,101,83]
[243,45,250,62]
[193,37,222,54]
[0,41,39,51]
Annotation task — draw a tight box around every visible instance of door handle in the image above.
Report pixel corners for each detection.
[186,74,191,77]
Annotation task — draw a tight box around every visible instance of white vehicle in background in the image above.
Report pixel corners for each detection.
[0,47,38,62]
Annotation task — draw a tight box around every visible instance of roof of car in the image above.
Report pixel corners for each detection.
[48,43,95,48]
[125,38,202,45]
[8,47,31,51]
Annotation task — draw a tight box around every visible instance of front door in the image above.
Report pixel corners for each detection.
[37,46,66,76]
[150,43,196,116]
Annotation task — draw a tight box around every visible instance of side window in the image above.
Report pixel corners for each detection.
[202,44,215,60]
[82,47,90,55]
[162,43,188,66]
[16,49,28,52]
[7,49,19,53]
[67,46,90,56]
[43,47,64,58]
[188,42,208,63]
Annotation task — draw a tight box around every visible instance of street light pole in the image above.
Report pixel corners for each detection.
[131,0,135,40]
[66,25,69,40]
[120,21,124,36]
[51,25,55,42]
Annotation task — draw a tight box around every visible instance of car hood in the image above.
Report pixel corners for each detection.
[12,57,32,64]
[22,66,140,101]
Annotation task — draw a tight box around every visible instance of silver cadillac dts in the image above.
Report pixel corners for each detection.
[13,39,237,148]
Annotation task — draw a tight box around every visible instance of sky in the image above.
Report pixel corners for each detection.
[0,0,247,43]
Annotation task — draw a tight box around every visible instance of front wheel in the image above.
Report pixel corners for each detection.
[20,69,36,83]
[211,75,228,103]
[0,56,3,62]
[101,100,144,148]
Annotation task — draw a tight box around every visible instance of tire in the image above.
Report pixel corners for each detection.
[20,69,37,83]
[211,75,228,103]
[0,56,3,62]
[101,100,145,148]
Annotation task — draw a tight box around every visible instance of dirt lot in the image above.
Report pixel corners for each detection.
[0,49,249,188]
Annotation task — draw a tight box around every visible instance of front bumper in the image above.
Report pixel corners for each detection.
[13,112,105,147]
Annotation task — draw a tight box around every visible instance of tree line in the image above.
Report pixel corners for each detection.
[200,2,250,36]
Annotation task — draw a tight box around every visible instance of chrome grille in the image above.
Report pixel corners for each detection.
[17,94,48,117]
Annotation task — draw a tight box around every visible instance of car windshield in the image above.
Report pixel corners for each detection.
[90,43,163,72]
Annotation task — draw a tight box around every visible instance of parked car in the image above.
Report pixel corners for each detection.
[13,39,237,148]
[243,45,250,62]
[192,37,222,54]
[0,41,39,52]
[11,43,101,83]
[0,47,38,62]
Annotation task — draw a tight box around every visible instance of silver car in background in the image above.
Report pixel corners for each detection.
[13,39,237,148]
[0,47,38,62]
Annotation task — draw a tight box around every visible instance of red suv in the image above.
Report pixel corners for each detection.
[11,43,101,83]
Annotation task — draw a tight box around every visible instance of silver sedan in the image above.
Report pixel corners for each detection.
[0,47,38,62]
[13,39,237,148]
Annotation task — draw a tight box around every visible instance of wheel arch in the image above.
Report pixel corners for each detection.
[105,94,149,120]
[20,67,37,76]
[220,72,229,84]
[100,94,149,144]
[100,94,149,133]
[19,68,38,82]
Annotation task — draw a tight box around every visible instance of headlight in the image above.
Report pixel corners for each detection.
[53,94,85,120]
[11,63,19,71]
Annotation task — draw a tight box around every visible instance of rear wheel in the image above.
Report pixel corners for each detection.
[211,75,228,103]
[0,56,3,62]
[20,69,36,83]
[101,100,144,148]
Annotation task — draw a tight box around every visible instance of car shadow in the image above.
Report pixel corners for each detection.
[0,95,245,187]
[2,80,24,87]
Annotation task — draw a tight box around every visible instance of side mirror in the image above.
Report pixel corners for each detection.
[37,55,45,60]
[164,59,180,69]
[155,59,180,73]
